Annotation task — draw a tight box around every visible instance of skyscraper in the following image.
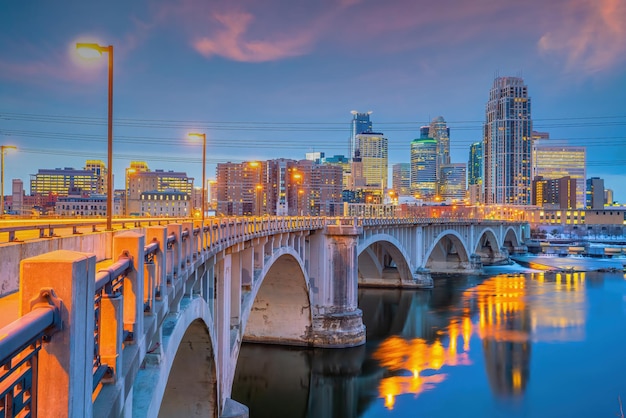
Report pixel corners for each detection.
[392,163,411,196]
[483,76,533,205]
[410,138,437,198]
[429,116,451,177]
[350,111,372,160]
[468,142,483,185]
[439,163,467,201]
[354,132,388,196]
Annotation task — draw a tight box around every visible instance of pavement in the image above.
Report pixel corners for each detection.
[0,291,20,328]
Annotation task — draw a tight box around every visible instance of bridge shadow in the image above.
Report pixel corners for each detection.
[159,319,218,417]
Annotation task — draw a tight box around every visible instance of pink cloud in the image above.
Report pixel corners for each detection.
[193,11,313,62]
[537,0,626,73]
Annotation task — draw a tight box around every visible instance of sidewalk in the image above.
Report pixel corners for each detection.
[0,291,20,328]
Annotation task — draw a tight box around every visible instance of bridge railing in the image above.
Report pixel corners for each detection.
[0,289,61,417]
[0,217,190,244]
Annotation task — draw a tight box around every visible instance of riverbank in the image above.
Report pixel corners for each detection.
[510,254,625,272]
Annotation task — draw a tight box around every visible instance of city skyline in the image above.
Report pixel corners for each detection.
[1,0,625,200]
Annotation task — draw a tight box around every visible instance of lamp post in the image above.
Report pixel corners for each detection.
[188,133,206,222]
[76,42,113,230]
[0,145,17,219]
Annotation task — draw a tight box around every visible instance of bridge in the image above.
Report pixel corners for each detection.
[0,214,526,417]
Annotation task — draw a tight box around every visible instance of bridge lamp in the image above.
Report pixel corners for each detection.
[0,145,17,219]
[76,42,114,230]
[188,133,207,222]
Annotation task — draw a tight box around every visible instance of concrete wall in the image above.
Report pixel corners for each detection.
[0,229,140,296]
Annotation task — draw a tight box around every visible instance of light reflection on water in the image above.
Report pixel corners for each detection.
[232,271,626,418]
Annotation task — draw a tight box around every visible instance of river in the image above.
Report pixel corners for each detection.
[232,269,626,417]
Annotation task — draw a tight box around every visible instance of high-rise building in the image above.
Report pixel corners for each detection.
[532,142,586,208]
[354,132,388,196]
[392,163,411,196]
[532,176,576,209]
[322,155,351,190]
[483,76,533,205]
[438,163,467,201]
[84,160,107,194]
[410,138,437,198]
[350,111,372,160]
[586,177,604,209]
[429,116,451,177]
[468,142,483,185]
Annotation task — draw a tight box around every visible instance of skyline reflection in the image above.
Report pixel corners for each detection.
[372,272,587,408]
[231,270,621,418]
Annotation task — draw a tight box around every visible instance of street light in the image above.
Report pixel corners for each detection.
[188,133,206,222]
[0,145,17,219]
[76,42,114,230]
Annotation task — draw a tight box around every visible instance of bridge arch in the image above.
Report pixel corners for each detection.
[502,226,521,254]
[474,227,501,264]
[241,247,312,346]
[357,234,413,287]
[136,298,218,417]
[424,230,471,272]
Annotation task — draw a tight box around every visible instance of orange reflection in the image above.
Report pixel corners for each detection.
[372,272,587,406]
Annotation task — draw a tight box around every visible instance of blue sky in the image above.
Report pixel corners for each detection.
[1,0,625,200]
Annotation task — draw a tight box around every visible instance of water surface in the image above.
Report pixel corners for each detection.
[232,271,626,417]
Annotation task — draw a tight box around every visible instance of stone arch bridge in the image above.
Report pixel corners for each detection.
[0,216,526,417]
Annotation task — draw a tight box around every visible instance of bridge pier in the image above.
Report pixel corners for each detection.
[308,221,365,348]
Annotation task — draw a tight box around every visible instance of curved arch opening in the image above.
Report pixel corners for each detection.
[475,229,505,265]
[426,233,470,272]
[503,228,521,254]
[244,254,312,346]
[159,319,217,417]
[358,240,412,287]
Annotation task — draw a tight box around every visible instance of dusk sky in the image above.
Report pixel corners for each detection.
[1,0,625,200]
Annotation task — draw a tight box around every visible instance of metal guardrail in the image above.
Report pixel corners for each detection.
[0,290,61,417]
[93,257,132,390]
[0,217,191,243]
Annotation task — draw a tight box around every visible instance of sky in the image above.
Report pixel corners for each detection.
[1,0,625,201]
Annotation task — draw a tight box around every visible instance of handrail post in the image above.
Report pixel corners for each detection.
[100,293,123,381]
[20,250,96,418]
[146,226,168,303]
[113,232,145,345]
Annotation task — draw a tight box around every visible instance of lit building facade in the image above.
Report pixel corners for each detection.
[429,116,451,178]
[55,194,107,217]
[438,163,467,201]
[532,176,576,209]
[215,159,342,216]
[31,167,101,197]
[410,138,437,198]
[586,177,604,209]
[140,190,189,217]
[322,154,351,190]
[126,168,193,215]
[350,111,373,160]
[392,163,411,196]
[354,132,388,196]
[84,160,107,194]
[532,143,586,208]
[468,142,483,186]
[484,76,533,205]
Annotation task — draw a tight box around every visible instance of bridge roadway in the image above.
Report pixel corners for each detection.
[0,215,526,417]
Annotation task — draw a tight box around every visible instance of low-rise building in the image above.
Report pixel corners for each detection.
[140,189,189,217]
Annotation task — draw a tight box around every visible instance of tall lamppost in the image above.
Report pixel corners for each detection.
[188,133,206,222]
[76,42,114,230]
[0,145,17,219]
